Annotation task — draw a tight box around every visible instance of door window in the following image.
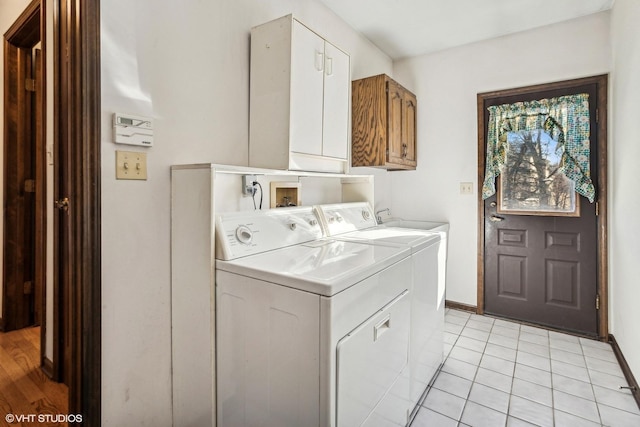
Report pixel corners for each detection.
[497,129,579,216]
[482,94,595,206]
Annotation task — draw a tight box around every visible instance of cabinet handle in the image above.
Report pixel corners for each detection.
[315,51,324,72]
[374,315,391,342]
[325,56,333,76]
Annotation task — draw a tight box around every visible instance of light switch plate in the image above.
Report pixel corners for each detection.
[116,150,147,180]
[460,182,473,195]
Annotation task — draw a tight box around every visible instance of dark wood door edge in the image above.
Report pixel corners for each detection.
[53,0,101,423]
[0,317,3,332]
[476,75,609,338]
[445,300,478,313]
[609,334,640,410]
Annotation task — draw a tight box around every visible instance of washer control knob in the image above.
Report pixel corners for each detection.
[336,215,343,222]
[309,219,318,226]
[289,223,297,231]
[328,217,335,224]
[362,210,371,220]
[235,226,253,245]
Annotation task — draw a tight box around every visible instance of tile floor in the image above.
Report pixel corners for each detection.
[411,308,640,427]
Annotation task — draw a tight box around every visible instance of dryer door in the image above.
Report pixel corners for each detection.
[336,290,410,427]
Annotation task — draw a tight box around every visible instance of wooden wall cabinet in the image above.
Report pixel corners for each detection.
[249,15,350,174]
[352,74,417,170]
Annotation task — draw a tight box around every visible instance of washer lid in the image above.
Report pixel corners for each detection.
[334,227,441,252]
[216,239,411,296]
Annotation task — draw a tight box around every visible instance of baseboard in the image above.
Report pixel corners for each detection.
[445,300,477,313]
[609,334,640,410]
[42,356,54,379]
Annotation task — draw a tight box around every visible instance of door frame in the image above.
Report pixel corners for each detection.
[52,0,101,422]
[476,75,608,339]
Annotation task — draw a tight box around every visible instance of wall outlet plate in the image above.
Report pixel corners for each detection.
[242,175,257,196]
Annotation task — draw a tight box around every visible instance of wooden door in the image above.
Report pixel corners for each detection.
[387,80,404,164]
[55,0,74,389]
[403,91,417,165]
[2,10,44,333]
[480,77,607,336]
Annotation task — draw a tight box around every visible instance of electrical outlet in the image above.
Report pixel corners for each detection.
[460,182,473,195]
[242,175,257,196]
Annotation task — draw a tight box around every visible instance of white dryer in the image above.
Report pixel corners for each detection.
[314,202,444,422]
[215,206,414,427]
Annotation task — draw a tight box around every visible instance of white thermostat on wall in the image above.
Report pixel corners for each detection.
[113,112,154,147]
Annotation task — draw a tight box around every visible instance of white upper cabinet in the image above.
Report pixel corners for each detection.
[250,15,351,173]
[290,20,325,157]
[322,40,350,160]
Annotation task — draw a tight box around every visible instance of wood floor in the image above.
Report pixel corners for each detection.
[0,327,68,427]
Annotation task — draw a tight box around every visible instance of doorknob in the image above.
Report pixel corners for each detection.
[55,197,70,212]
[490,215,504,222]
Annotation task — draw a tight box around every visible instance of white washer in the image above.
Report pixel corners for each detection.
[315,202,444,421]
[215,206,414,427]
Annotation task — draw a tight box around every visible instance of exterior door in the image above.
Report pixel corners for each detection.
[480,77,606,336]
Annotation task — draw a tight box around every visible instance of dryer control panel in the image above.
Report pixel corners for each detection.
[215,207,322,260]
[315,202,377,236]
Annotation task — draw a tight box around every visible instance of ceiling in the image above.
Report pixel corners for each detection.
[317,0,614,59]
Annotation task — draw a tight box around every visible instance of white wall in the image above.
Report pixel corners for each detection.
[99,0,392,424]
[391,12,611,306]
[610,0,640,383]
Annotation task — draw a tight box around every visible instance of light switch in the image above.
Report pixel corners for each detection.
[116,150,147,180]
[460,182,473,195]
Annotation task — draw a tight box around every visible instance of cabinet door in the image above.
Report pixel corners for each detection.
[387,81,405,164]
[322,41,349,159]
[403,91,417,164]
[290,21,324,156]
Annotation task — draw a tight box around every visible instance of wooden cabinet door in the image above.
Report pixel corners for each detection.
[387,80,405,164]
[403,91,417,165]
[322,41,349,160]
[290,21,324,156]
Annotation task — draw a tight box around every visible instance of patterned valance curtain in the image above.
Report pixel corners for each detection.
[482,94,595,202]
